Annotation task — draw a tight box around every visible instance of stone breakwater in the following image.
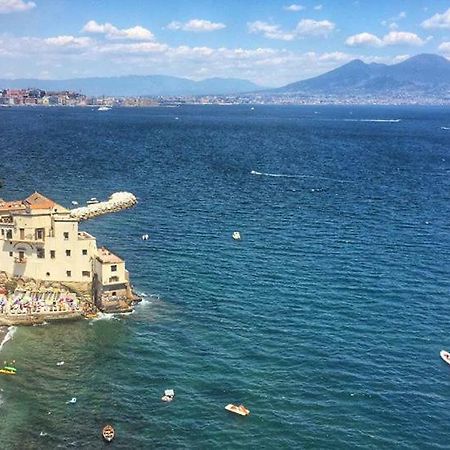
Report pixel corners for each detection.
[70,192,137,221]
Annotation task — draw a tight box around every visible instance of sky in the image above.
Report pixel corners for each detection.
[0,0,449,86]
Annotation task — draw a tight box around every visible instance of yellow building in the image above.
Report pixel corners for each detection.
[0,192,135,313]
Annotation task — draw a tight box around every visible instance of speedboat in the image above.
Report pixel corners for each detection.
[232,231,241,240]
[440,350,450,365]
[225,404,250,416]
[102,425,115,442]
[98,106,111,112]
[86,198,99,205]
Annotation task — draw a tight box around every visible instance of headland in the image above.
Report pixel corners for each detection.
[0,191,139,326]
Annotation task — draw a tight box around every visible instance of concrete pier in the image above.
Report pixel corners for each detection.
[70,192,137,221]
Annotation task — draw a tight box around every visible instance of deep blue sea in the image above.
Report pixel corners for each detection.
[0,105,450,449]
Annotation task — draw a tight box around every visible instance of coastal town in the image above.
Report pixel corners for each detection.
[1,87,449,107]
[0,191,139,326]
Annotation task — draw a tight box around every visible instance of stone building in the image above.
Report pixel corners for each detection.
[0,192,136,314]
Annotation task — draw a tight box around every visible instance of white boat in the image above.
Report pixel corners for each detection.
[98,106,111,112]
[225,404,250,416]
[161,389,175,402]
[440,350,450,365]
[232,231,241,241]
[86,198,99,205]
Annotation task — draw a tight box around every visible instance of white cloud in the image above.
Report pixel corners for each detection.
[0,0,35,13]
[167,19,226,32]
[44,35,92,48]
[346,32,383,47]
[421,8,450,29]
[314,4,323,10]
[296,19,335,36]
[346,31,425,47]
[248,18,334,40]
[383,31,424,46]
[247,21,295,41]
[82,20,154,41]
[438,41,450,56]
[284,4,304,12]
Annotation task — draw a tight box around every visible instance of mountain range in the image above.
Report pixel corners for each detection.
[0,54,449,99]
[0,75,262,97]
[271,53,450,98]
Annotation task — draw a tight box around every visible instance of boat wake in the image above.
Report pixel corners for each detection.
[343,119,401,123]
[251,170,351,183]
[441,127,450,130]
[0,326,17,352]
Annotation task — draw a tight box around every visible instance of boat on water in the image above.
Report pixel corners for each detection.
[232,231,241,240]
[102,425,115,442]
[86,198,99,205]
[225,404,250,416]
[0,365,16,375]
[161,389,175,402]
[98,106,111,112]
[440,350,450,365]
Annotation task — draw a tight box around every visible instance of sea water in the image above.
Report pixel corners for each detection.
[0,105,450,448]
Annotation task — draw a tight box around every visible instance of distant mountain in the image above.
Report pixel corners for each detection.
[0,75,262,96]
[270,54,450,98]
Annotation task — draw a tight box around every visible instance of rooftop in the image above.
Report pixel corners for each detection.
[97,247,123,264]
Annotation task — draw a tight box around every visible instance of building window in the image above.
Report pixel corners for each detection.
[112,291,117,296]
[35,228,45,240]
[82,249,88,256]
[63,232,69,240]
[109,276,119,283]
[66,270,71,277]
[19,228,25,240]
[50,250,55,259]
[111,265,117,272]
[66,250,71,257]
[82,271,90,277]
[37,248,45,259]
[46,272,50,277]
[6,230,12,239]
[9,252,13,257]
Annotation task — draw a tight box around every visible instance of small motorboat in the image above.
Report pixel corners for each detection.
[232,231,241,241]
[102,424,115,442]
[440,350,450,365]
[225,403,250,416]
[161,389,175,402]
[98,106,111,112]
[86,198,99,205]
[0,365,16,376]
[141,234,149,241]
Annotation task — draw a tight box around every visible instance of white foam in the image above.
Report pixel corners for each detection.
[89,312,118,324]
[343,119,401,123]
[441,127,450,130]
[251,170,351,183]
[0,326,17,352]
[66,397,77,404]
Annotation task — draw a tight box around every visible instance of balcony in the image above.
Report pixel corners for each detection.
[14,257,27,264]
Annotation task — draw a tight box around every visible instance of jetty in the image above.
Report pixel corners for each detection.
[70,192,137,221]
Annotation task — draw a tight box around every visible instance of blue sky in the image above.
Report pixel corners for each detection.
[0,0,449,85]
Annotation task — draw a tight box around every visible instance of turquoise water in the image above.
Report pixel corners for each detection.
[1,105,450,448]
